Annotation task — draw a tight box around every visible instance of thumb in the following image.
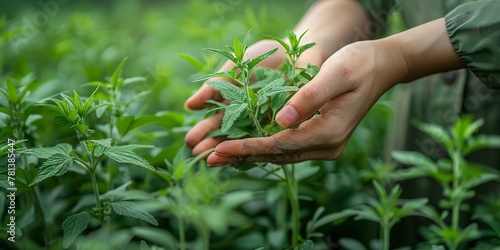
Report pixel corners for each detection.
[276,60,351,128]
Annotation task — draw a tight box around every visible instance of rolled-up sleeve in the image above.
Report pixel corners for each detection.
[446,0,500,90]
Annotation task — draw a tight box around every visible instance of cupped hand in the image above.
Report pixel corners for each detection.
[206,39,409,166]
[184,39,326,157]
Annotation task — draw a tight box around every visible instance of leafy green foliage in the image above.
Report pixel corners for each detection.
[111,201,159,226]
[197,30,316,141]
[30,153,73,186]
[62,212,91,249]
[392,116,500,249]
[104,145,155,170]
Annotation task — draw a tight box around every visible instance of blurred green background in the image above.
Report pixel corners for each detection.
[0,1,396,249]
[1,0,311,112]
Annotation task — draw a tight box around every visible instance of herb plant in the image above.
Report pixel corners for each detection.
[20,60,160,249]
[195,30,318,248]
[390,116,500,249]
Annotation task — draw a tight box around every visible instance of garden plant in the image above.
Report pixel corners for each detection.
[1,1,500,250]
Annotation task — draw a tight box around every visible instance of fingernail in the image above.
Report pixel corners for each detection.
[277,104,299,127]
[207,151,236,167]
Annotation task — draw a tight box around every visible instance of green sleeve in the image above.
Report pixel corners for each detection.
[354,0,396,37]
[445,0,500,90]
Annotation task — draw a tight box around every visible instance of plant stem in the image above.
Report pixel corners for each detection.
[450,150,461,250]
[179,217,186,250]
[382,224,390,250]
[249,113,265,137]
[282,164,300,246]
[89,171,101,210]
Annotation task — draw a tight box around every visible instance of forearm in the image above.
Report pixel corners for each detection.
[383,18,466,84]
[294,0,371,59]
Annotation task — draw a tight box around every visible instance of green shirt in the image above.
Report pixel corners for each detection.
[357,0,500,89]
[353,0,500,246]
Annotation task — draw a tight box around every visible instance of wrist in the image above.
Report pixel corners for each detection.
[384,18,465,83]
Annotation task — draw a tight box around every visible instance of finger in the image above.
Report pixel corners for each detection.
[210,121,335,159]
[276,59,353,128]
[207,142,346,166]
[295,46,326,69]
[184,60,235,110]
[185,113,223,148]
[192,136,225,158]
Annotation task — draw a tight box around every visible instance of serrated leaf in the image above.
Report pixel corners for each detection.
[247,47,278,69]
[193,71,238,84]
[104,145,155,170]
[88,138,112,148]
[112,201,158,226]
[271,92,288,113]
[392,151,438,173]
[62,212,90,249]
[233,36,245,61]
[257,78,297,106]
[206,80,245,101]
[22,143,73,159]
[221,103,248,132]
[412,120,453,150]
[203,48,237,64]
[30,153,73,186]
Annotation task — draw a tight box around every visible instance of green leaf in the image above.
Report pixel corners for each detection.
[193,71,238,84]
[221,103,248,132]
[313,209,358,229]
[117,116,135,136]
[339,238,367,250]
[88,138,112,148]
[265,34,290,52]
[258,86,297,106]
[203,48,237,64]
[298,42,316,54]
[72,90,82,113]
[21,143,73,159]
[287,30,298,48]
[104,145,155,170]
[232,36,246,61]
[247,47,278,69]
[206,80,245,101]
[300,240,314,250]
[399,198,428,217]
[178,53,204,71]
[412,120,453,150]
[17,76,38,104]
[112,201,158,226]
[392,151,438,174]
[81,86,99,117]
[5,78,18,105]
[62,212,90,249]
[271,92,289,113]
[464,135,500,155]
[111,57,128,89]
[140,240,151,250]
[30,153,73,186]
[117,113,185,136]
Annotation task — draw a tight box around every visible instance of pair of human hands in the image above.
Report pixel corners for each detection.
[185,17,465,166]
[185,37,407,166]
